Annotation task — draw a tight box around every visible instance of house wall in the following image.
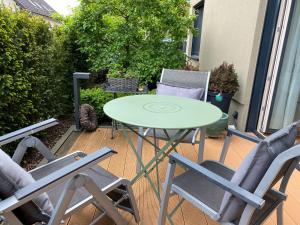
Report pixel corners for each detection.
[1,0,59,26]
[188,0,268,130]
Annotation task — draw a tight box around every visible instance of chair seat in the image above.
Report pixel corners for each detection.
[47,166,119,208]
[173,160,287,224]
[30,153,129,215]
[173,160,235,212]
[146,129,197,143]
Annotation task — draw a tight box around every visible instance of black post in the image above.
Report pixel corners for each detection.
[73,72,91,131]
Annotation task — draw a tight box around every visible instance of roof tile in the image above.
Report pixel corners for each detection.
[14,0,56,17]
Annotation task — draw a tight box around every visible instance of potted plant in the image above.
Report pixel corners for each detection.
[208,62,239,113]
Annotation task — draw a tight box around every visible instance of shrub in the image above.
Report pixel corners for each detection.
[209,62,239,94]
[0,8,74,135]
[80,88,113,121]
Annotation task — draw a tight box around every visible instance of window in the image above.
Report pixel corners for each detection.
[191,2,204,60]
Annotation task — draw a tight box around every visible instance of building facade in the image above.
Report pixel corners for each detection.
[187,0,300,133]
[1,0,58,25]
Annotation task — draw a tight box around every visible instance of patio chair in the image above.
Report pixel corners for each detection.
[219,127,263,163]
[136,69,211,173]
[0,120,140,225]
[158,122,299,225]
[219,124,300,164]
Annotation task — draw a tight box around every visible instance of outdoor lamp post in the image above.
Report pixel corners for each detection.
[73,72,91,131]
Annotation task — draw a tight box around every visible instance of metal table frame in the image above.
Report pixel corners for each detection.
[119,124,206,225]
[104,94,221,224]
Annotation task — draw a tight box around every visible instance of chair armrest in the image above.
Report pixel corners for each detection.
[169,153,265,209]
[0,118,58,146]
[12,136,55,164]
[227,128,263,143]
[29,151,86,179]
[14,147,116,201]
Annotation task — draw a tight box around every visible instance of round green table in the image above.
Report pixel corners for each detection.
[104,95,222,200]
[104,95,222,129]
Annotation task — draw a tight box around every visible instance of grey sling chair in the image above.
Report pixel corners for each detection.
[136,68,211,173]
[0,119,140,225]
[158,121,300,225]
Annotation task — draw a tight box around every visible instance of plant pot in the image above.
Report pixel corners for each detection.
[107,78,138,92]
[207,91,234,113]
[206,113,228,137]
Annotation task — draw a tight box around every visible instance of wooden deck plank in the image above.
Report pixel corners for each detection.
[65,128,300,225]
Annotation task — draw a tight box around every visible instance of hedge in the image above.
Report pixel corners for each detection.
[80,88,113,121]
[0,8,75,135]
[80,87,157,122]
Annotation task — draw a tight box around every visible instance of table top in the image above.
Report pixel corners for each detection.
[104,95,222,129]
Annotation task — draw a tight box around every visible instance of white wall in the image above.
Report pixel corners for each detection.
[1,0,59,26]
[196,0,268,129]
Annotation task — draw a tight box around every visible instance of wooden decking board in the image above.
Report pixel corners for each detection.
[65,128,300,225]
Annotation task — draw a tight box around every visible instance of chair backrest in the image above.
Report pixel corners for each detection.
[160,69,210,101]
[238,123,300,225]
[219,122,298,223]
[255,144,300,196]
[242,144,300,225]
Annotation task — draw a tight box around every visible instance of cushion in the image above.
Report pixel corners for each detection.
[0,148,53,224]
[156,82,204,100]
[219,122,298,222]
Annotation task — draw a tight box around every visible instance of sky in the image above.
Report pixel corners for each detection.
[44,0,79,16]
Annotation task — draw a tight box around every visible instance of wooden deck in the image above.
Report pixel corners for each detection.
[65,128,300,225]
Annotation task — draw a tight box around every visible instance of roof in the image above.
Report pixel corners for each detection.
[14,0,56,18]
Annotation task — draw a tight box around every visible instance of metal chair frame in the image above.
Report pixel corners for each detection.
[0,120,140,225]
[158,129,300,225]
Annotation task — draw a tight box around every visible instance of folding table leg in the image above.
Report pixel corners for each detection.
[219,134,232,163]
[153,129,160,197]
[198,127,206,163]
[126,126,191,186]
[111,120,115,139]
[122,125,192,225]
[120,125,162,200]
[136,127,144,174]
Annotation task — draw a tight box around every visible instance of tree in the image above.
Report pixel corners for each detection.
[72,0,194,84]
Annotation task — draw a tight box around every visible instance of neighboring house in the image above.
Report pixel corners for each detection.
[1,0,58,25]
[187,0,300,134]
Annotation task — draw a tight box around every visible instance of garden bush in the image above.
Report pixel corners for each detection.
[80,88,114,121]
[80,87,156,122]
[0,8,75,135]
